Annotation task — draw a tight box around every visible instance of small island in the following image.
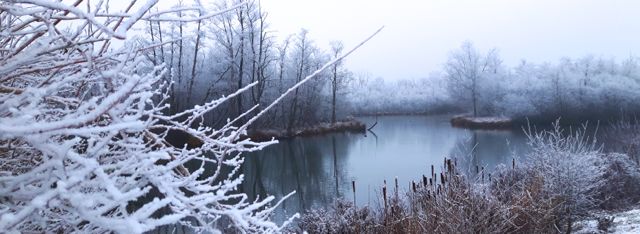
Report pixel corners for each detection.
[247,119,366,141]
[450,114,513,129]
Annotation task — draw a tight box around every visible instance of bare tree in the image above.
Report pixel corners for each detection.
[187,7,203,104]
[445,41,497,117]
[246,0,274,114]
[287,29,311,132]
[330,41,345,123]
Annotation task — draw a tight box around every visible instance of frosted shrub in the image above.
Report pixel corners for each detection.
[523,120,605,232]
[605,119,640,163]
[298,199,376,233]
[596,153,640,210]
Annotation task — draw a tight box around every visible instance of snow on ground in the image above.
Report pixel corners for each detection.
[576,209,640,233]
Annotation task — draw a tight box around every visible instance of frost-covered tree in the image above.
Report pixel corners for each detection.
[0,1,382,232]
[343,73,453,115]
[329,41,344,123]
[445,41,501,117]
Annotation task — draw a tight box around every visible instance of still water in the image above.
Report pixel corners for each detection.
[240,115,533,222]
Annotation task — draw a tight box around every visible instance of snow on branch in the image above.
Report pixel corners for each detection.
[0,0,382,233]
[0,1,281,233]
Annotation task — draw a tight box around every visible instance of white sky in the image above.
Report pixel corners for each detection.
[261,0,640,80]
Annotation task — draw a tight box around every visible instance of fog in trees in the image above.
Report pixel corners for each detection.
[3,0,640,233]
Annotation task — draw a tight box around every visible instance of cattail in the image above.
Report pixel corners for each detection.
[476,165,479,174]
[429,178,433,186]
[394,176,399,197]
[383,180,388,210]
[422,175,428,186]
[431,165,435,179]
[512,158,516,169]
[440,173,445,185]
[412,181,416,193]
[352,180,356,205]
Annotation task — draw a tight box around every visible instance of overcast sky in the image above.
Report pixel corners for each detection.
[261,0,640,80]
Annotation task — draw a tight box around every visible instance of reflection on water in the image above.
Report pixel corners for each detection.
[242,115,530,222]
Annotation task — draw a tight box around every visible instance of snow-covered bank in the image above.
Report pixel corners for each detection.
[576,208,640,233]
[450,114,513,129]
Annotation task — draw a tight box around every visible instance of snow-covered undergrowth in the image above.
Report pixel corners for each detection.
[576,209,640,233]
[0,1,381,233]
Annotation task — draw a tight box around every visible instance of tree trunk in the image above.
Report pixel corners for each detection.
[331,64,338,123]
[187,17,202,105]
[177,13,184,111]
[157,21,164,62]
[236,10,245,123]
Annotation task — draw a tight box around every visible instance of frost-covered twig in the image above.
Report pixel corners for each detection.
[0,1,381,233]
[0,1,282,233]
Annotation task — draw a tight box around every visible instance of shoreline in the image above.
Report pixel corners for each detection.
[353,111,459,117]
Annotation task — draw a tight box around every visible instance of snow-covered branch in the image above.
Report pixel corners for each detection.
[0,1,288,233]
[0,1,381,233]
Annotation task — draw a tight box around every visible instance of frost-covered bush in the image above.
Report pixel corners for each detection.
[523,121,605,232]
[595,153,640,210]
[490,165,559,233]
[297,199,377,233]
[605,119,640,164]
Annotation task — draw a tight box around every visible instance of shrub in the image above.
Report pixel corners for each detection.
[297,199,376,233]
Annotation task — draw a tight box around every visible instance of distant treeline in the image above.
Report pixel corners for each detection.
[443,42,640,122]
[342,74,460,116]
[345,42,640,122]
